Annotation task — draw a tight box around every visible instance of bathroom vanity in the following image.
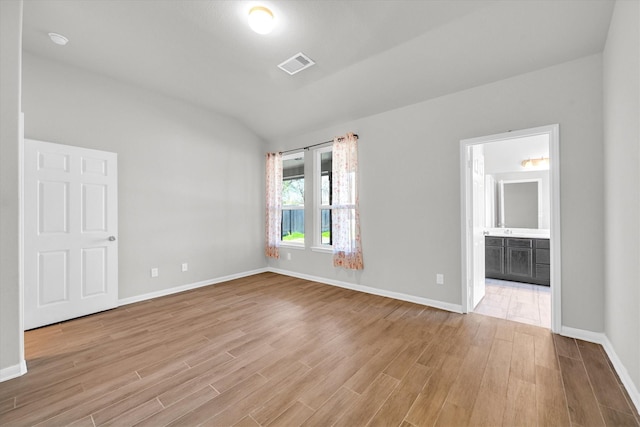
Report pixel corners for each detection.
[485,235,550,286]
[483,174,551,286]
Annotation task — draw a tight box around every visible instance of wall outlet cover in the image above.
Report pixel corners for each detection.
[151,268,159,278]
[436,273,444,285]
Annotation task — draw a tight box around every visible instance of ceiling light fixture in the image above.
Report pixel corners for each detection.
[48,32,69,46]
[248,6,275,34]
[521,157,550,169]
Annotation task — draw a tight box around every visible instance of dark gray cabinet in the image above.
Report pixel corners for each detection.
[485,236,550,286]
[485,237,505,276]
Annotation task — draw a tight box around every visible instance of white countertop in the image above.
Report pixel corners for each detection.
[485,228,550,239]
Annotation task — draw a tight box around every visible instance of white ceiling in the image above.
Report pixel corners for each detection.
[21,0,615,141]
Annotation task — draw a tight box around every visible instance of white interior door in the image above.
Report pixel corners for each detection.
[470,145,486,308]
[24,139,118,330]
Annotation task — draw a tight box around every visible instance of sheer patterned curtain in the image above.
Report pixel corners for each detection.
[332,133,364,269]
[265,152,282,258]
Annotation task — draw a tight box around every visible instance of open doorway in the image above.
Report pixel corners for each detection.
[460,125,561,332]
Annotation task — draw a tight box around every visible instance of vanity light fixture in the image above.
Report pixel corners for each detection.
[521,157,550,169]
[48,32,69,46]
[248,6,275,34]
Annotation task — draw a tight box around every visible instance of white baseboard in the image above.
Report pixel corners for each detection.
[0,360,27,383]
[561,326,640,413]
[601,335,640,413]
[118,268,268,306]
[267,267,463,314]
[560,326,607,344]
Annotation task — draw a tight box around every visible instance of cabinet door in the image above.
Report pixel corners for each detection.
[485,246,505,276]
[506,247,533,278]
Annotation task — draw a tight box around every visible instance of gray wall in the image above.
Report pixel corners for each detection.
[268,54,605,332]
[22,54,267,300]
[0,0,24,377]
[604,0,640,397]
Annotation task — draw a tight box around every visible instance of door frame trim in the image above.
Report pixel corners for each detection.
[17,113,26,373]
[460,124,561,333]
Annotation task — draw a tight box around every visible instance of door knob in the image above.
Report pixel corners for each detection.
[108,236,116,241]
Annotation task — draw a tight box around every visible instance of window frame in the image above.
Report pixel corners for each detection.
[281,151,305,248]
[313,146,333,252]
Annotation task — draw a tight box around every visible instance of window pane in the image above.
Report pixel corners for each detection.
[321,175,330,206]
[282,154,304,243]
[283,177,304,205]
[321,151,332,206]
[283,155,304,206]
[282,209,304,243]
[321,209,331,245]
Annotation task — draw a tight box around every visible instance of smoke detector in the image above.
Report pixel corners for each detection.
[48,32,69,46]
[278,52,315,75]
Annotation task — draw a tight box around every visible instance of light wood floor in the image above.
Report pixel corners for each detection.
[1,272,638,427]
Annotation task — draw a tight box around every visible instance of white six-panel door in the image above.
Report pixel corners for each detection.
[24,139,118,330]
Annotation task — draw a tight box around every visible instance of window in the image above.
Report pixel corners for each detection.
[281,152,304,244]
[316,147,333,246]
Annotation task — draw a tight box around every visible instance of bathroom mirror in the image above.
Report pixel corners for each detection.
[499,179,541,229]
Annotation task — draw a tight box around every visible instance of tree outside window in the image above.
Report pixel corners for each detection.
[282,153,305,244]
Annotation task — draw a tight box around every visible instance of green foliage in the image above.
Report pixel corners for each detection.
[282,178,304,205]
[282,232,305,241]
[281,231,330,242]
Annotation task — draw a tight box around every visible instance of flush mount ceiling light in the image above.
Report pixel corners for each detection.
[48,32,69,46]
[521,157,550,169]
[248,6,275,34]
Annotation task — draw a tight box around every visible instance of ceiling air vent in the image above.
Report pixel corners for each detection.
[278,52,315,75]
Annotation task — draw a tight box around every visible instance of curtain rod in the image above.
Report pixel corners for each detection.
[280,134,359,155]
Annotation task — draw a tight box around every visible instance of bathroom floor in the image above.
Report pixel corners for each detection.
[475,278,551,328]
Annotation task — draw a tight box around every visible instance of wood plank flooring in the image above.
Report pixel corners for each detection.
[1,272,638,427]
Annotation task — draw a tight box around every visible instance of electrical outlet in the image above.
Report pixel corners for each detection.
[436,273,444,285]
[286,253,291,261]
[151,268,159,278]
[181,263,188,272]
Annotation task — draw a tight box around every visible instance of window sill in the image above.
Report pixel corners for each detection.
[311,246,333,254]
[280,243,306,250]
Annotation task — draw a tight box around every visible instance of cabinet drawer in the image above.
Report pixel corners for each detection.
[536,248,550,265]
[536,264,550,281]
[485,237,504,247]
[536,239,550,249]
[506,238,532,248]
